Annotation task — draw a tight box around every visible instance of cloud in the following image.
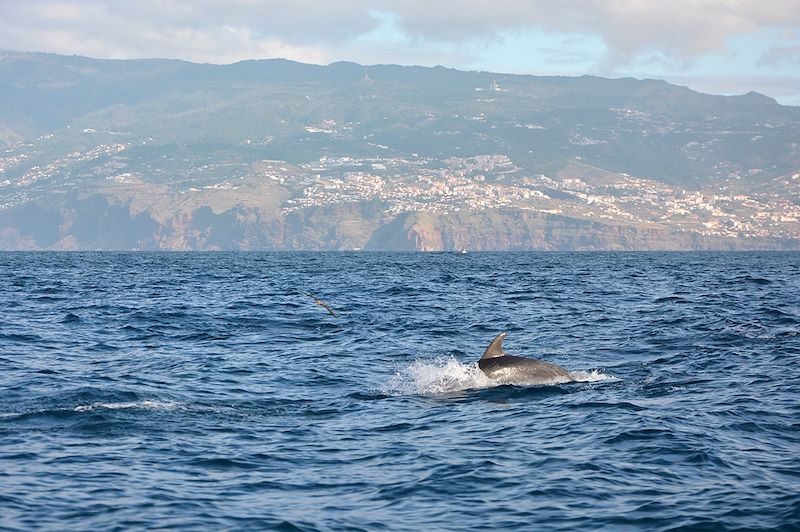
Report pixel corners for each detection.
[382,1,800,67]
[0,1,378,64]
[0,0,799,69]
[758,45,800,67]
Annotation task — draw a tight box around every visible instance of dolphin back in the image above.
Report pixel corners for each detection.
[481,332,508,360]
[480,355,574,385]
[478,332,574,385]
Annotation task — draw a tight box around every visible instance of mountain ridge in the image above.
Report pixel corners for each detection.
[0,51,798,250]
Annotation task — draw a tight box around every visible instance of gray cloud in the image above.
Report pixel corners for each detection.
[758,45,800,67]
[0,1,380,64]
[383,1,800,66]
[1,0,799,68]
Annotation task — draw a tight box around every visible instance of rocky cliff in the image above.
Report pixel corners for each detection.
[2,193,795,251]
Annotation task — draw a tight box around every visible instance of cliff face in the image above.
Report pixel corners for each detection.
[361,210,772,251]
[1,195,796,251]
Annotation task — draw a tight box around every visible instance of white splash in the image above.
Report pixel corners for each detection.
[572,370,620,383]
[383,356,496,396]
[74,400,180,412]
[383,357,618,396]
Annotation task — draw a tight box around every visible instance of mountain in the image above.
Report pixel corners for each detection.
[0,51,798,250]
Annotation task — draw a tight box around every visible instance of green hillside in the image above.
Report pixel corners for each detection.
[0,52,797,250]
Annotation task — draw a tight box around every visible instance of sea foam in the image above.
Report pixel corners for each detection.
[383,356,616,396]
[74,400,180,412]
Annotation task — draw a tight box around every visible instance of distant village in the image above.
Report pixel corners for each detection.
[276,154,799,240]
[1,134,798,241]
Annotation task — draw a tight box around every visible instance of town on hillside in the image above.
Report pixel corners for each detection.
[1,135,797,241]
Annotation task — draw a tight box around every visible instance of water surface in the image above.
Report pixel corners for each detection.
[1,252,798,530]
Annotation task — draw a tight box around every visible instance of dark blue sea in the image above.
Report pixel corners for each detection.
[1,252,798,531]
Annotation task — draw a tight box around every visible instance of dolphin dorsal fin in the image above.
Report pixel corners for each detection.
[481,332,508,360]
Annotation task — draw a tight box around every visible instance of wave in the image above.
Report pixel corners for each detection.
[73,400,181,413]
[383,356,617,396]
[383,356,494,395]
[572,370,619,383]
[0,400,182,422]
[60,312,82,324]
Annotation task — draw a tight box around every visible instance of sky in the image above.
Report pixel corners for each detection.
[1,0,800,105]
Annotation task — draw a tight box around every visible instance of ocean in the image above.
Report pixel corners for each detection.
[1,252,798,530]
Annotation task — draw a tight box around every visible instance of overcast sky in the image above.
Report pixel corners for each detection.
[2,0,800,104]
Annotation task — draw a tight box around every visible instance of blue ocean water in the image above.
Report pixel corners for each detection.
[1,252,798,530]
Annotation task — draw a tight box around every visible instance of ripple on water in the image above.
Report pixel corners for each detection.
[0,251,798,530]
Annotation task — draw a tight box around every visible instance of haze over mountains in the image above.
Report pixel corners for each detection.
[1,51,798,250]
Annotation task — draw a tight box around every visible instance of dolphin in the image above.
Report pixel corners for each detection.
[478,332,574,385]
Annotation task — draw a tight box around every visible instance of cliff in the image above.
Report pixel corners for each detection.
[1,194,795,251]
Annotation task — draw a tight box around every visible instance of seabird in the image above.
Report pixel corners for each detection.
[304,293,338,318]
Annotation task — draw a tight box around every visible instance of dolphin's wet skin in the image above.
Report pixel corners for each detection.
[1,252,798,530]
[478,331,575,385]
